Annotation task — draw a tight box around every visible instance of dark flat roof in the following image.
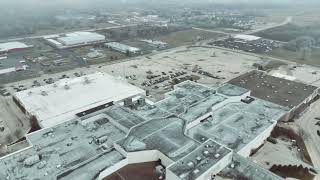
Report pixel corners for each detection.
[105,161,162,180]
[228,70,318,108]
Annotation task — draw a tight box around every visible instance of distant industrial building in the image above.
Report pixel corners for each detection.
[13,72,145,128]
[45,31,106,49]
[211,34,279,53]
[1,79,289,180]
[233,34,261,42]
[0,65,28,75]
[86,50,104,59]
[105,42,141,55]
[0,41,31,75]
[0,41,32,54]
[140,39,168,48]
[229,70,319,120]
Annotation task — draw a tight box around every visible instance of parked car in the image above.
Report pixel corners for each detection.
[0,89,10,96]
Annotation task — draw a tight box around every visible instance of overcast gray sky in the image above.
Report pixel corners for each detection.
[0,0,319,9]
[0,0,318,5]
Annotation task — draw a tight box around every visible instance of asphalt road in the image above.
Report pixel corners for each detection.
[192,16,293,39]
[244,16,292,35]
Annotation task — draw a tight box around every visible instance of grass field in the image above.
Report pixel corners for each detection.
[255,24,320,42]
[157,29,225,47]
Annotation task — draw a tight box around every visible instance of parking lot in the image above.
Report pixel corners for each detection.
[210,38,283,54]
[100,46,260,101]
[1,46,260,102]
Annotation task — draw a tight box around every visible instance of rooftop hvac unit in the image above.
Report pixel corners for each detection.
[187,161,195,168]
[230,163,235,168]
[196,156,202,162]
[84,77,90,84]
[241,96,255,104]
[41,91,48,96]
[96,135,108,145]
[203,150,210,156]
[155,165,165,174]
[124,98,133,107]
[137,98,146,106]
[192,169,200,175]
[24,154,40,166]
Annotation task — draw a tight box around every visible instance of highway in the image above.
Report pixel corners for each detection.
[192,16,293,37]
[244,16,292,34]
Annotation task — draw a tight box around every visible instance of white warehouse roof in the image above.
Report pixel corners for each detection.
[272,72,297,81]
[14,72,145,128]
[0,41,30,52]
[105,42,140,53]
[57,32,105,46]
[234,34,261,41]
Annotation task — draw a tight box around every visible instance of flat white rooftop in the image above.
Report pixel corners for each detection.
[272,72,297,81]
[234,34,261,41]
[0,41,30,52]
[14,72,145,128]
[57,32,105,46]
[45,31,105,48]
[140,39,168,46]
[105,42,140,53]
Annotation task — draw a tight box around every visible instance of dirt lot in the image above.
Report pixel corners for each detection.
[268,63,320,87]
[70,45,127,65]
[251,140,312,169]
[290,10,320,26]
[296,100,320,180]
[157,29,225,47]
[0,96,30,152]
[255,23,320,42]
[267,47,320,67]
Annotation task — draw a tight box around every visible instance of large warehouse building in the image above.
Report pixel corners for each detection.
[2,80,289,180]
[105,42,141,55]
[13,72,145,128]
[0,41,32,54]
[45,31,106,49]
